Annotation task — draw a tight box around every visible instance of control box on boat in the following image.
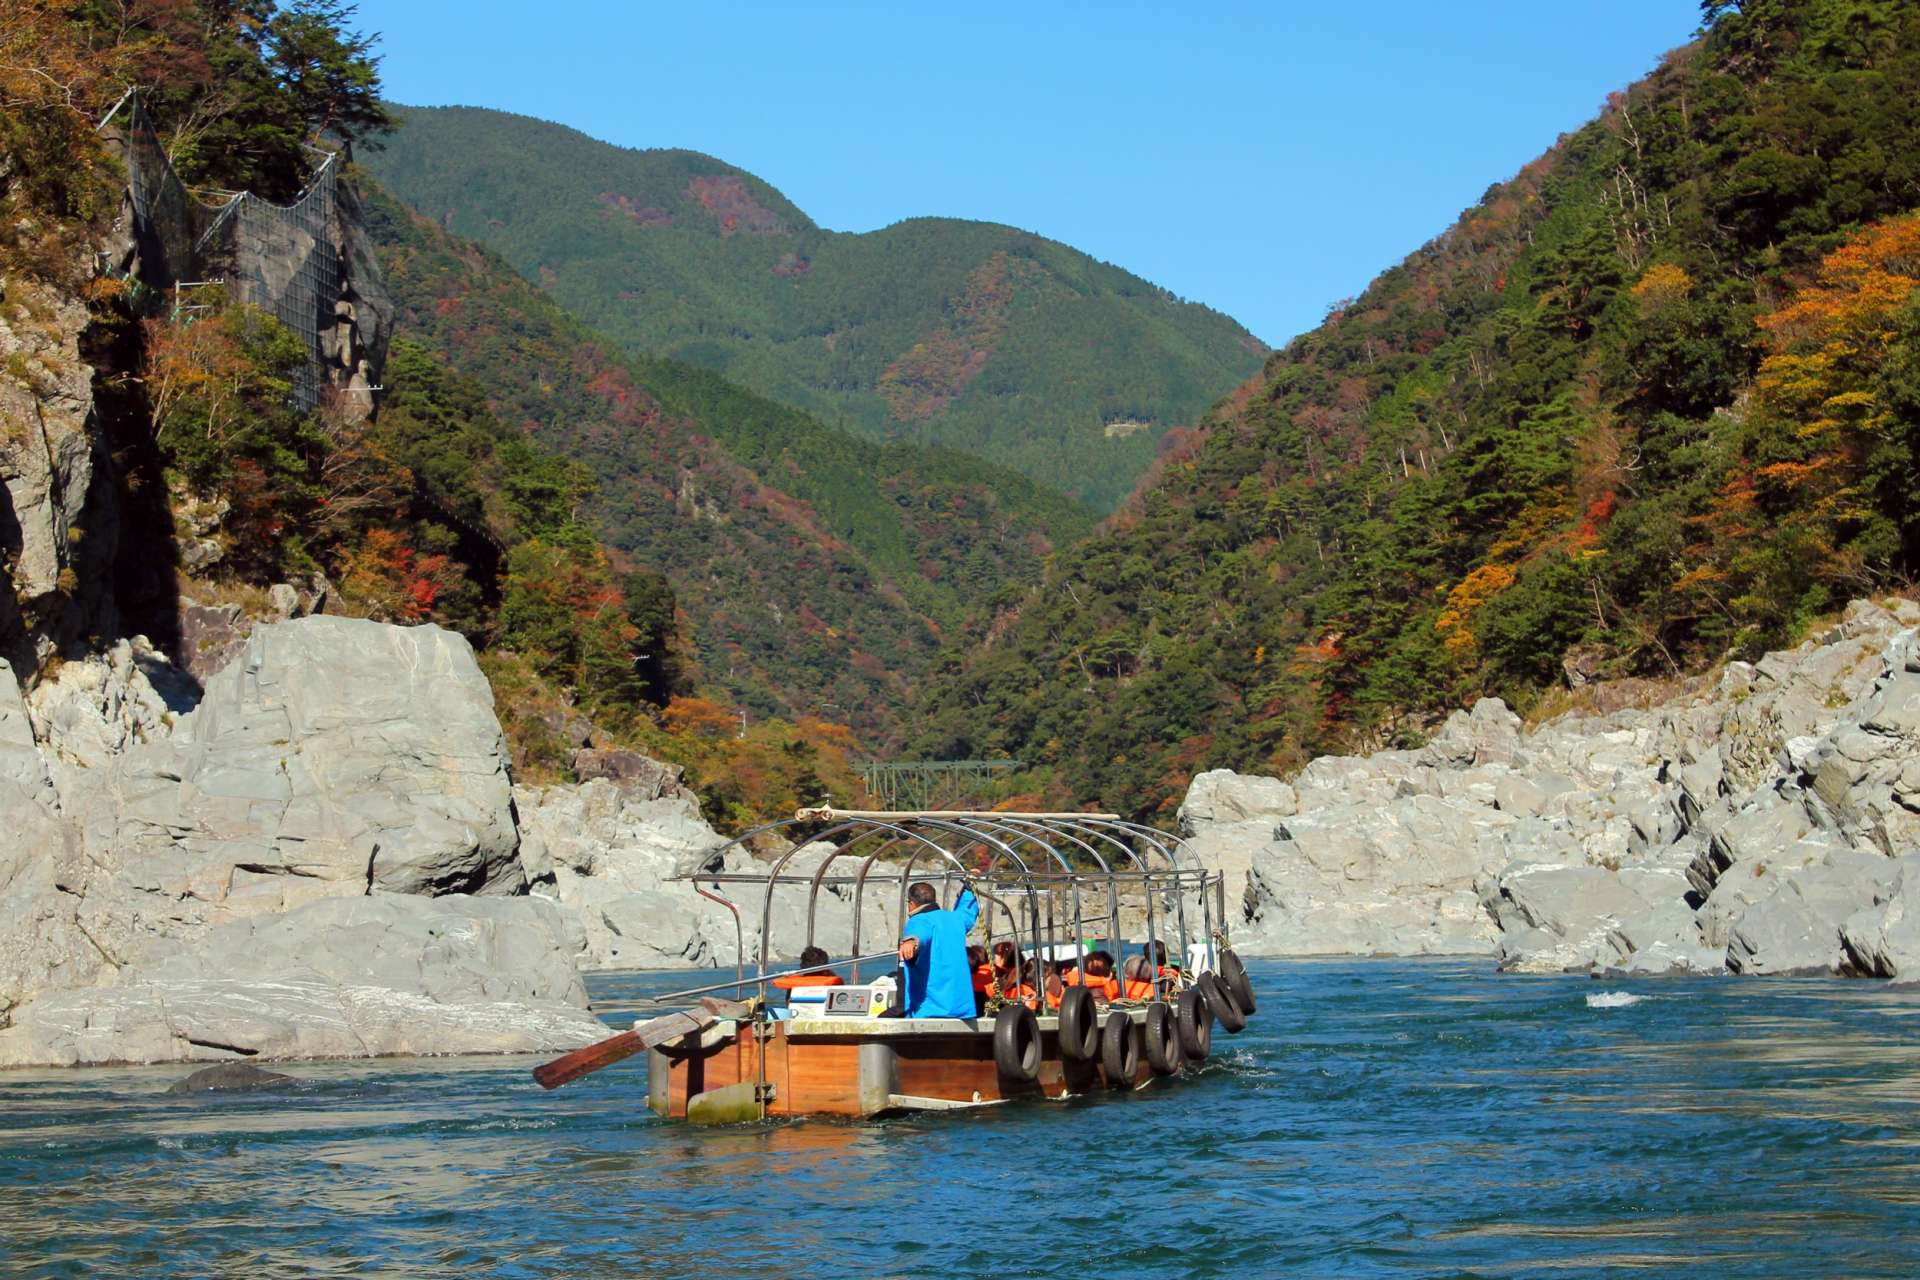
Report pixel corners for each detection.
[532,810,1258,1121]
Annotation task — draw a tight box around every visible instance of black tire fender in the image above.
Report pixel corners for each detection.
[993,1004,1040,1082]
[1100,1011,1140,1087]
[1058,985,1099,1061]
[1176,986,1213,1061]
[1220,948,1256,1016]
[1143,1002,1180,1076]
[1201,972,1248,1034]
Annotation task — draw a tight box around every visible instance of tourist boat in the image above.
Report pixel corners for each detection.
[532,810,1258,1122]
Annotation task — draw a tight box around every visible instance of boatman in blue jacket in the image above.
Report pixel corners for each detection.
[896,881,980,1018]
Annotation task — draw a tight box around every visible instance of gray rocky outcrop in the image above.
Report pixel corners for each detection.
[515,779,901,969]
[0,277,119,675]
[166,1062,297,1093]
[517,779,741,969]
[0,616,637,1068]
[0,878,603,1069]
[1838,856,1920,977]
[1178,769,1297,830]
[1187,597,1920,978]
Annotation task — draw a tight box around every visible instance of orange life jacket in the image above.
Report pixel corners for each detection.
[1063,968,1118,1000]
[1122,978,1154,1001]
[772,972,843,990]
[972,964,993,993]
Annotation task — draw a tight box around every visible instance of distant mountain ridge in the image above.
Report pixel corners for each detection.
[360,178,1093,745]
[361,106,1266,510]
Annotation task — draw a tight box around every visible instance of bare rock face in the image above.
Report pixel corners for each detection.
[79,614,522,912]
[1178,769,1297,832]
[1228,796,1510,957]
[0,617,525,1027]
[0,894,602,1068]
[0,277,118,674]
[1189,598,1920,979]
[516,778,738,969]
[24,637,191,808]
[0,657,95,1029]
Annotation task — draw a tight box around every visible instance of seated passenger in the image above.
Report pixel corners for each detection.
[990,939,1021,989]
[1145,940,1182,980]
[1080,950,1120,1001]
[969,944,991,1016]
[1120,955,1156,1001]
[998,958,1039,1008]
[771,945,843,990]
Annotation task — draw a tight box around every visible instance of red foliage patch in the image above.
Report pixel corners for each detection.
[596,192,673,227]
[685,175,789,236]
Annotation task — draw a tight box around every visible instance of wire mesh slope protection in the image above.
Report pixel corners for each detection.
[110,91,381,411]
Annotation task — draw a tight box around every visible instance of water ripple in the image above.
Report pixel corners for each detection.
[6,960,1920,1276]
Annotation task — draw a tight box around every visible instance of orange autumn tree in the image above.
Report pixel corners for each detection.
[337,528,458,621]
[0,3,128,278]
[1716,212,1920,628]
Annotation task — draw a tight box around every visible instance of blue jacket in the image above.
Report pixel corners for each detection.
[900,888,979,1018]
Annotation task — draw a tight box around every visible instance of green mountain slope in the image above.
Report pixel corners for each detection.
[360,106,1266,511]
[911,0,1920,818]
[361,177,1093,743]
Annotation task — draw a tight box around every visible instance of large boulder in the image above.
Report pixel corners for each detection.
[1231,795,1512,956]
[517,779,741,968]
[1418,697,1524,769]
[24,637,193,807]
[1178,769,1297,833]
[1728,850,1898,975]
[1839,856,1920,977]
[0,894,602,1067]
[1482,861,1698,973]
[55,617,524,976]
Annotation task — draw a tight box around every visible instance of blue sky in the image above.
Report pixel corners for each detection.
[358,1,1701,346]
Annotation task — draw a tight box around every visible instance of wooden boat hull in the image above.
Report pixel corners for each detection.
[647,1007,1188,1121]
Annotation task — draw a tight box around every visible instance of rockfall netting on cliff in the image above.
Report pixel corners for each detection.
[104,90,390,411]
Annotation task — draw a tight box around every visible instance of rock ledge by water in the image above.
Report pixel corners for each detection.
[1186,598,1920,978]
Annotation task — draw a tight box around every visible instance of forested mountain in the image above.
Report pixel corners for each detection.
[360,106,1266,511]
[361,177,1091,742]
[914,0,1920,819]
[3,1,1099,828]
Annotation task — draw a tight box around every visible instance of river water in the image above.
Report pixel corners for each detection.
[5,958,1920,1277]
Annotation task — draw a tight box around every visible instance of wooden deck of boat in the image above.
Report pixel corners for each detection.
[647,1008,1169,1120]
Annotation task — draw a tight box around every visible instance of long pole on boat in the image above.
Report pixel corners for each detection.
[626,949,903,1006]
[533,948,904,1090]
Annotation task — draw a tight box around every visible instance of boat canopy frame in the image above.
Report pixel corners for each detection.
[671,809,1229,1002]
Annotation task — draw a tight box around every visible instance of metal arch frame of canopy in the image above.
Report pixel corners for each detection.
[671,809,1227,1002]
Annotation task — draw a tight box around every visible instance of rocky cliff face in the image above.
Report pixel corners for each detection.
[0,615,643,1068]
[1184,598,1920,979]
[0,276,119,677]
[0,609,885,1069]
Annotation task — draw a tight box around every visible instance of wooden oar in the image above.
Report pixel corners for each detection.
[532,948,901,1090]
[533,1009,715,1090]
[533,951,906,1090]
